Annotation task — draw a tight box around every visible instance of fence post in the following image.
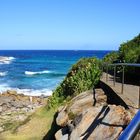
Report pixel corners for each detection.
[106,64,108,82]
[114,66,116,86]
[121,65,124,94]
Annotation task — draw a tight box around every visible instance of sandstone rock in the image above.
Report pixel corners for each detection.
[94,88,107,106]
[55,128,68,140]
[56,106,69,127]
[14,115,27,121]
[0,96,14,105]
[67,120,74,133]
[58,106,66,112]
[68,89,107,115]
[68,90,94,115]
[0,126,4,132]
[7,90,17,95]
[70,105,131,140]
[0,90,46,132]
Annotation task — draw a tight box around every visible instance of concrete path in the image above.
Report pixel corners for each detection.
[101,72,140,109]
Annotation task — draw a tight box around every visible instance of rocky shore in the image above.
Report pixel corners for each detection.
[0,90,47,133]
[54,89,135,140]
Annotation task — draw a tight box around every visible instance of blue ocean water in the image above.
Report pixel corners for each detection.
[0,50,110,96]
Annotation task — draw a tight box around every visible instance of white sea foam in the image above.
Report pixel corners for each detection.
[0,56,16,64]
[0,84,10,93]
[25,70,51,76]
[0,72,7,77]
[15,88,52,96]
[8,57,15,60]
[0,84,52,96]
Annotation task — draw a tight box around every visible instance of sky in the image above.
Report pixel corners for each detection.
[0,0,140,50]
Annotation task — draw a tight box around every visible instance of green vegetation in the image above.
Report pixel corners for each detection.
[0,57,102,139]
[103,33,140,77]
[48,57,102,108]
[103,34,140,64]
[103,51,119,64]
[119,34,140,63]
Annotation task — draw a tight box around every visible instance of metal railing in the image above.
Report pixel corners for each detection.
[118,110,140,140]
[103,63,140,108]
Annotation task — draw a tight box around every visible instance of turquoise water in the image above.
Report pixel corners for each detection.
[0,50,110,96]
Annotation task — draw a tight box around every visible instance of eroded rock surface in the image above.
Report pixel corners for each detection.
[55,89,133,140]
[68,89,107,115]
[70,105,131,140]
[56,106,69,127]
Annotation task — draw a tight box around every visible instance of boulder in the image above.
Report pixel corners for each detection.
[68,89,107,115]
[0,127,4,132]
[70,105,131,140]
[94,88,107,106]
[0,106,2,112]
[56,106,69,127]
[0,90,46,132]
[7,90,17,95]
[55,128,69,140]
[68,90,94,115]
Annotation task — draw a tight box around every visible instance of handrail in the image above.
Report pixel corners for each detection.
[108,63,140,67]
[102,62,140,108]
[118,110,140,140]
[102,63,140,139]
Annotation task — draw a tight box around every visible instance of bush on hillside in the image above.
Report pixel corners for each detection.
[48,57,101,108]
[103,33,140,78]
[103,51,119,64]
[119,34,140,63]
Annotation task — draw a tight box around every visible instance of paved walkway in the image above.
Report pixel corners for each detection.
[101,72,140,109]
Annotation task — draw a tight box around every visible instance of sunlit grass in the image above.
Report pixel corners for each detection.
[0,106,56,140]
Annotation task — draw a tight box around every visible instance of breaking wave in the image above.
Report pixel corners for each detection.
[0,72,7,77]
[0,84,52,96]
[0,56,16,64]
[25,70,51,75]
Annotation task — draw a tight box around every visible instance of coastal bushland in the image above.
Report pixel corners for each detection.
[48,57,102,108]
[103,34,140,64]
[103,33,140,83]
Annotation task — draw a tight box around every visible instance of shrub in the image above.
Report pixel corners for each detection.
[48,57,101,108]
[103,51,119,64]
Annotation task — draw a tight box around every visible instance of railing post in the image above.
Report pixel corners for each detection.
[106,64,108,82]
[114,66,116,86]
[101,65,104,79]
[121,66,124,94]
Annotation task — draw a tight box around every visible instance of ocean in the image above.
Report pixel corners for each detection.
[0,50,111,96]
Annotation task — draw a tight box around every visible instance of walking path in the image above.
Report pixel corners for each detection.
[101,72,140,109]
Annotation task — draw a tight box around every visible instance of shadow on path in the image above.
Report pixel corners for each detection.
[100,81,129,109]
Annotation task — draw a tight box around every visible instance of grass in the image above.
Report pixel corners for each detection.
[0,106,56,140]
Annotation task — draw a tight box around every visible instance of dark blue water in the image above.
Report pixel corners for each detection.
[0,50,110,96]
